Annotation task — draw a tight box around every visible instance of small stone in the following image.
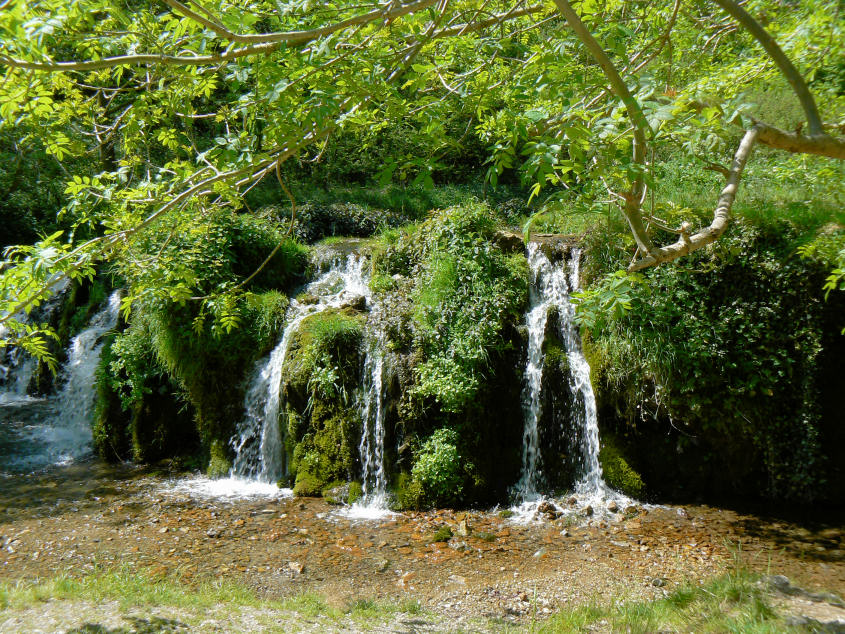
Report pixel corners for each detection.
[560,529,571,537]
[457,519,471,537]
[206,527,221,538]
[582,505,594,517]
[158,527,168,534]
[518,591,529,602]
[607,501,619,513]
[652,577,667,587]
[375,558,390,572]
[288,561,304,576]
[398,571,415,588]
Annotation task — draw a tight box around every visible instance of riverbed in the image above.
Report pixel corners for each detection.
[1,460,842,628]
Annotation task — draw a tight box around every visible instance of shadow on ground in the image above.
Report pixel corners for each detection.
[66,616,189,633]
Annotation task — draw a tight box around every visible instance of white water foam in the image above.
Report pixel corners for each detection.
[161,475,293,501]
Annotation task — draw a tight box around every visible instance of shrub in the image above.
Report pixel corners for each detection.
[411,428,464,506]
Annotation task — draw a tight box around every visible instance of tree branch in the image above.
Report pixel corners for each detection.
[164,0,438,45]
[552,0,655,256]
[628,125,761,272]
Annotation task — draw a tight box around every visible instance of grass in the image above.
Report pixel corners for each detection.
[0,566,260,612]
[537,568,795,633]
[0,566,428,627]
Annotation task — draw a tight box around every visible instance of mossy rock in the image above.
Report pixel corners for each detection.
[283,307,365,401]
[293,470,324,497]
[599,438,645,499]
[288,401,359,487]
[393,472,426,510]
[207,439,232,478]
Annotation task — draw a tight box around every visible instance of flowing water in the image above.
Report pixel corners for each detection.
[512,244,623,519]
[345,302,393,519]
[221,255,374,499]
[0,290,121,473]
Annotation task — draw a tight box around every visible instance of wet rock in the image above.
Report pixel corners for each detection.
[537,501,558,520]
[341,295,368,312]
[205,527,222,538]
[652,577,667,588]
[398,571,415,588]
[567,497,577,506]
[288,561,304,576]
[374,558,390,572]
[676,507,690,519]
[493,230,524,253]
[607,501,618,513]
[323,483,351,506]
[582,505,593,517]
[457,519,472,537]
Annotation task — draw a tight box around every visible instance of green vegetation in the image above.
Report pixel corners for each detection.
[598,438,645,499]
[411,428,465,507]
[540,569,791,633]
[0,567,428,628]
[284,309,365,494]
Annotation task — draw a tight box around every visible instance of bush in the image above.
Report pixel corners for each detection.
[378,202,528,412]
[585,219,845,501]
[411,428,464,506]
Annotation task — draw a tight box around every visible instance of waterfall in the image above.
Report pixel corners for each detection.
[514,243,612,509]
[48,290,122,465]
[230,255,371,485]
[0,276,69,405]
[0,351,37,405]
[352,294,391,513]
[0,290,120,473]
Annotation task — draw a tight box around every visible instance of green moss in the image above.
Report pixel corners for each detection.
[207,439,231,478]
[93,334,130,461]
[498,509,514,519]
[288,402,358,491]
[429,526,453,543]
[369,272,396,294]
[293,470,324,497]
[348,481,363,504]
[599,438,645,499]
[393,472,425,510]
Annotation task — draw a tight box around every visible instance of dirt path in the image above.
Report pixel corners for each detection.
[1,463,843,631]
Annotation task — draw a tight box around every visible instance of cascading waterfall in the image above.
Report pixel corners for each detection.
[0,276,69,405]
[351,302,390,514]
[514,243,615,512]
[228,255,371,488]
[0,290,121,473]
[564,248,606,497]
[513,244,565,500]
[48,290,123,465]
